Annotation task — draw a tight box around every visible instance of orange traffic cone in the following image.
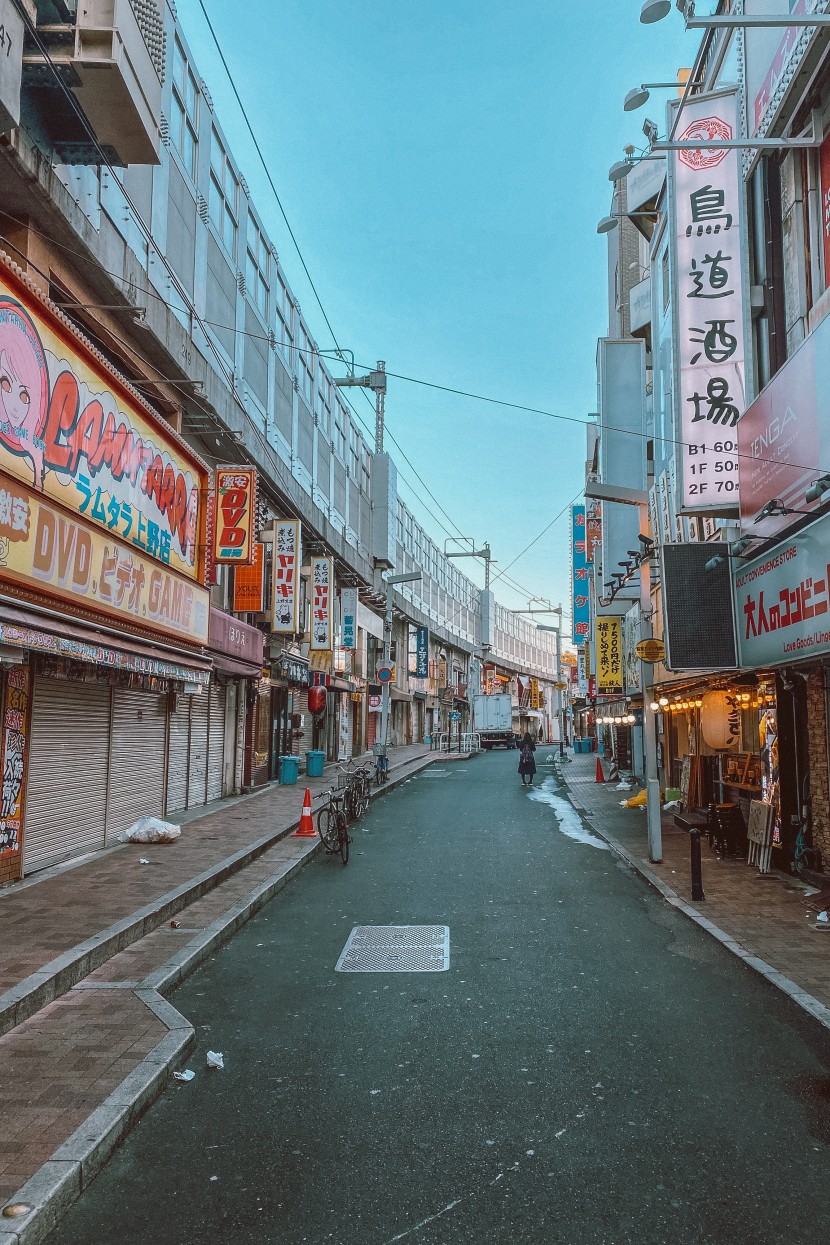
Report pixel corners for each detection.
[595,756,606,783]
[294,787,316,837]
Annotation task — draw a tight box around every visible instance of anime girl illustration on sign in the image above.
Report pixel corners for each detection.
[0,298,49,490]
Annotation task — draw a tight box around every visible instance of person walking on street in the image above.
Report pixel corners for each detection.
[518,731,537,786]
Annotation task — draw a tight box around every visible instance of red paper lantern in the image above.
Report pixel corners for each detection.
[308,685,328,715]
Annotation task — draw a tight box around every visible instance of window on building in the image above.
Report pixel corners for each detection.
[246,216,269,318]
[315,373,331,434]
[296,321,314,404]
[334,401,347,460]
[209,130,239,257]
[661,246,670,312]
[171,37,199,180]
[749,156,786,388]
[275,272,293,363]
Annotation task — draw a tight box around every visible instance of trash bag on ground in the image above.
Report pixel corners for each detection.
[624,790,648,808]
[118,816,181,844]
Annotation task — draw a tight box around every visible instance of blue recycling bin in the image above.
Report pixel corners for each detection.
[305,750,325,778]
[279,755,300,785]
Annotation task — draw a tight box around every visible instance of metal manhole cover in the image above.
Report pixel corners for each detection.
[335,925,450,972]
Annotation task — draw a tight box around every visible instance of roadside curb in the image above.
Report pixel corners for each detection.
[1,749,438,1245]
[552,763,830,1037]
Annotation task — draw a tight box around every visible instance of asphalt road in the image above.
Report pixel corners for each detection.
[51,751,830,1245]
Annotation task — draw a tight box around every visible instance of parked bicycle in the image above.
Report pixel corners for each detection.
[314,787,351,865]
[374,753,389,786]
[337,759,372,820]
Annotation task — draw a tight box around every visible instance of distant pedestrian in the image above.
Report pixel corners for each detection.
[518,731,537,786]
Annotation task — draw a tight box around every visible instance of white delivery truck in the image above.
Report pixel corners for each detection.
[472,693,516,750]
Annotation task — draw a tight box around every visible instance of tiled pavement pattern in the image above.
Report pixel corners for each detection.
[0,745,439,1216]
[559,753,830,1012]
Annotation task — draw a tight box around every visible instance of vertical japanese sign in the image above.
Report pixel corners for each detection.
[233,542,264,613]
[415,626,429,678]
[212,467,257,564]
[671,89,746,513]
[571,504,590,643]
[270,519,301,634]
[596,618,623,696]
[340,587,357,649]
[577,648,588,697]
[820,133,830,287]
[0,664,30,858]
[310,556,333,651]
[585,500,602,565]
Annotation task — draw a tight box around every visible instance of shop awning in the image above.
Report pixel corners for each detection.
[391,688,413,702]
[0,600,212,685]
[212,653,262,679]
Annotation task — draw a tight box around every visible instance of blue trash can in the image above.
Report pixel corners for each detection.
[305,750,325,778]
[279,755,300,785]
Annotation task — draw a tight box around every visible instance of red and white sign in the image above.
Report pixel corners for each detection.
[738,311,827,536]
[309,555,333,651]
[271,519,301,634]
[671,89,746,514]
[213,467,256,564]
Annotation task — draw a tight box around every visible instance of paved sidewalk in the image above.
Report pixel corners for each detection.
[555,751,830,1024]
[0,742,453,1240]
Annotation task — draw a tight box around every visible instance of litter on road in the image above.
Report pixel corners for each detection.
[173,1070,195,1082]
[119,816,181,844]
[206,1051,225,1070]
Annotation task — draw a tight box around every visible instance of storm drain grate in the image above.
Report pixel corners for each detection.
[335,925,450,973]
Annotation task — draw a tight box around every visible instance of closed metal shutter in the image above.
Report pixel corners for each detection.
[166,699,190,814]
[206,681,225,803]
[24,677,111,872]
[187,691,209,808]
[107,690,167,839]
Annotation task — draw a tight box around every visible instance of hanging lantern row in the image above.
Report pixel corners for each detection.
[648,686,777,714]
[596,713,636,725]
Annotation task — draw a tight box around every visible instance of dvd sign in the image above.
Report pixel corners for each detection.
[213,467,256,564]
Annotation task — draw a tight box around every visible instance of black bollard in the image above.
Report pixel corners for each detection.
[689,827,705,901]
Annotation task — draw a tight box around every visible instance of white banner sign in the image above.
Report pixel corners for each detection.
[734,513,830,668]
[271,519,301,634]
[310,556,333,651]
[340,587,357,650]
[671,89,746,513]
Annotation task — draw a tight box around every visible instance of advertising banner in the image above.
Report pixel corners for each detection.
[734,513,830,667]
[669,89,747,513]
[213,467,257,564]
[0,470,209,643]
[585,500,602,565]
[596,617,623,696]
[0,267,207,580]
[340,587,357,650]
[271,519,301,634]
[415,625,429,678]
[0,664,30,858]
[751,0,810,138]
[233,542,264,613]
[310,555,333,651]
[738,309,829,535]
[571,504,590,643]
[577,648,588,697]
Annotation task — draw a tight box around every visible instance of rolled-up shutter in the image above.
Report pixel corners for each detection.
[107,690,168,838]
[24,677,110,872]
[166,699,190,814]
[206,682,225,803]
[187,691,209,808]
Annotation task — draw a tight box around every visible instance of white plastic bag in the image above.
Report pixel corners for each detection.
[206,1050,224,1070]
[118,816,181,844]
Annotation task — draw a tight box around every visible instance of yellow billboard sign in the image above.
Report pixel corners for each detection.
[596,617,623,695]
[0,472,209,644]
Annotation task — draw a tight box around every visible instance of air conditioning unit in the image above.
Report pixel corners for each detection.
[72,0,163,164]
[24,0,163,165]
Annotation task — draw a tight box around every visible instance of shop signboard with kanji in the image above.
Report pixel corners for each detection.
[585,501,602,565]
[669,89,747,513]
[571,504,590,644]
[212,467,257,564]
[270,519,300,634]
[310,555,333,651]
[415,626,429,678]
[734,512,830,667]
[0,265,208,581]
[596,617,623,696]
[0,469,209,643]
[340,587,357,650]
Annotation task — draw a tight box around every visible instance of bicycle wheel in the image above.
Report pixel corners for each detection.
[338,811,350,865]
[316,806,339,852]
[357,787,369,817]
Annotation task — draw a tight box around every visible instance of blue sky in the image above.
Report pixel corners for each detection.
[180,1,695,638]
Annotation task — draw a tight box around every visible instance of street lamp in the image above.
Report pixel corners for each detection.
[644,0,830,27]
[378,571,421,768]
[536,612,565,757]
[585,481,662,863]
[624,82,681,111]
